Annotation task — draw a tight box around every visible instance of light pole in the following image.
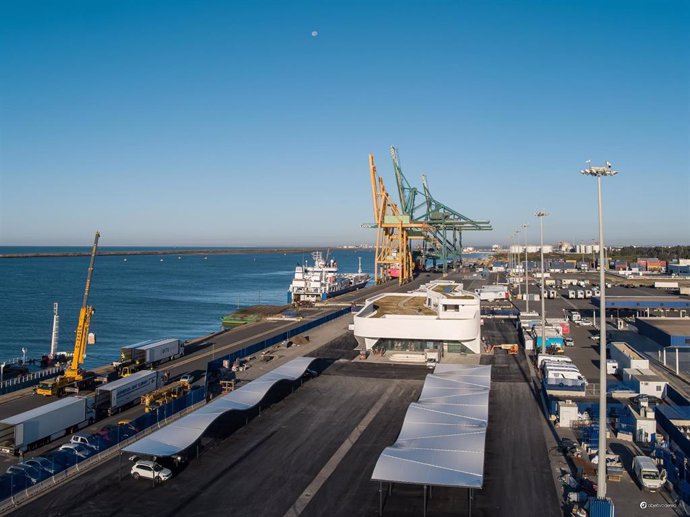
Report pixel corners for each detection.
[514,230,522,296]
[581,160,618,501]
[522,224,529,313]
[536,211,548,354]
[0,363,5,385]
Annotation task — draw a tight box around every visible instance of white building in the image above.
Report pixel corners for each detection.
[575,244,600,254]
[510,244,554,254]
[353,280,481,355]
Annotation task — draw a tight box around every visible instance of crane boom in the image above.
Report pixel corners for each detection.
[66,231,100,379]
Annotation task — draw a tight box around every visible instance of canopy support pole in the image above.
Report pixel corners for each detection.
[378,481,383,516]
[423,485,427,517]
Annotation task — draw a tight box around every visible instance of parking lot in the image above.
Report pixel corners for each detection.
[514,280,685,515]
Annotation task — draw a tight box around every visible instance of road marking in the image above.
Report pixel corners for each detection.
[283,382,397,517]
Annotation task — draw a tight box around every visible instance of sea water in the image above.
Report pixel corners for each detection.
[0,248,375,369]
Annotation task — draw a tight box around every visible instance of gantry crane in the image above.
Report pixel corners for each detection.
[368,154,430,285]
[36,231,100,396]
[390,146,492,273]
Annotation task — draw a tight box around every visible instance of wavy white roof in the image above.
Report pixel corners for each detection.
[371,363,491,488]
[122,357,318,457]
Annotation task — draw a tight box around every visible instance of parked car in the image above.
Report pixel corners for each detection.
[44,450,78,469]
[179,373,194,385]
[70,434,105,451]
[580,319,593,327]
[564,337,574,347]
[24,456,59,475]
[130,460,172,483]
[0,473,31,498]
[59,443,95,459]
[6,464,42,484]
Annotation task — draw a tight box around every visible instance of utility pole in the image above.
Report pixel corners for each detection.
[523,224,529,313]
[536,211,548,354]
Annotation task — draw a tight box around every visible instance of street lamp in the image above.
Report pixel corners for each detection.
[536,211,549,354]
[0,363,5,385]
[581,160,618,501]
[522,224,529,313]
[514,230,522,295]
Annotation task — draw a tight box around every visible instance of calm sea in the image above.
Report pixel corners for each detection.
[0,248,492,369]
[0,248,376,369]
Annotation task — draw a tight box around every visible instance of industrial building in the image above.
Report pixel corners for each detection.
[636,318,690,348]
[353,280,481,356]
[591,295,690,317]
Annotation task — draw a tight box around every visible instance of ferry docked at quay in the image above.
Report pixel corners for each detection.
[287,252,370,304]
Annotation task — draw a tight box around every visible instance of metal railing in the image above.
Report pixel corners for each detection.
[0,367,63,396]
[0,389,207,514]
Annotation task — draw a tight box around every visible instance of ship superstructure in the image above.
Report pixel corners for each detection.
[288,252,369,304]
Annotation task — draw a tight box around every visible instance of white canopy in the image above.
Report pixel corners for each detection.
[122,357,318,457]
[371,363,491,489]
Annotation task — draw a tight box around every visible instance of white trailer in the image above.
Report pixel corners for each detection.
[537,354,573,369]
[654,281,678,290]
[568,290,576,299]
[585,290,593,298]
[96,370,164,416]
[576,290,585,299]
[0,396,94,455]
[133,338,183,366]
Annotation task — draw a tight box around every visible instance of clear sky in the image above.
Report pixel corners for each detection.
[1,0,688,248]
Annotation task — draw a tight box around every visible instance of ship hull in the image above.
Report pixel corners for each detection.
[288,280,368,304]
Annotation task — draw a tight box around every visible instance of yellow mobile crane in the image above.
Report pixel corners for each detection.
[36,231,100,397]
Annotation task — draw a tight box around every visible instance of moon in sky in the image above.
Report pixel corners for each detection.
[311,30,319,37]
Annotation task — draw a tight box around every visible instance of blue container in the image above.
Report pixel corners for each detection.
[588,497,614,517]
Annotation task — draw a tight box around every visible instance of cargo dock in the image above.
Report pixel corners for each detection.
[0,268,689,516]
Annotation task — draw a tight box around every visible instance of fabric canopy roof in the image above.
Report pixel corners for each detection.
[371,363,492,489]
[122,357,318,457]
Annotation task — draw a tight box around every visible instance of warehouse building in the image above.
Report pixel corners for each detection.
[636,318,690,348]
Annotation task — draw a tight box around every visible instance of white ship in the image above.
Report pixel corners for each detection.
[288,252,370,304]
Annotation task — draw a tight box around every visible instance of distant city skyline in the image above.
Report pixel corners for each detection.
[1,1,688,247]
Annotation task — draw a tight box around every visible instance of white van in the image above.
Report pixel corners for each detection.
[633,456,664,491]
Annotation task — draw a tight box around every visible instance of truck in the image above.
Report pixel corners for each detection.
[424,349,441,369]
[654,281,679,290]
[576,290,585,299]
[633,456,665,491]
[95,370,164,416]
[119,338,183,376]
[142,380,191,412]
[568,290,576,299]
[536,336,565,350]
[0,396,95,455]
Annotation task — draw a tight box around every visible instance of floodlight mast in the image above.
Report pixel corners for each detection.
[580,160,618,500]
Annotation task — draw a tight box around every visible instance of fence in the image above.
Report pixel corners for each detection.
[0,367,63,396]
[0,387,206,511]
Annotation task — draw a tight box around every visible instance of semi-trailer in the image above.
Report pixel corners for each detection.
[117,338,183,376]
[0,397,95,455]
[95,370,164,417]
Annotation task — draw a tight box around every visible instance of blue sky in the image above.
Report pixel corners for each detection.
[1,0,688,247]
